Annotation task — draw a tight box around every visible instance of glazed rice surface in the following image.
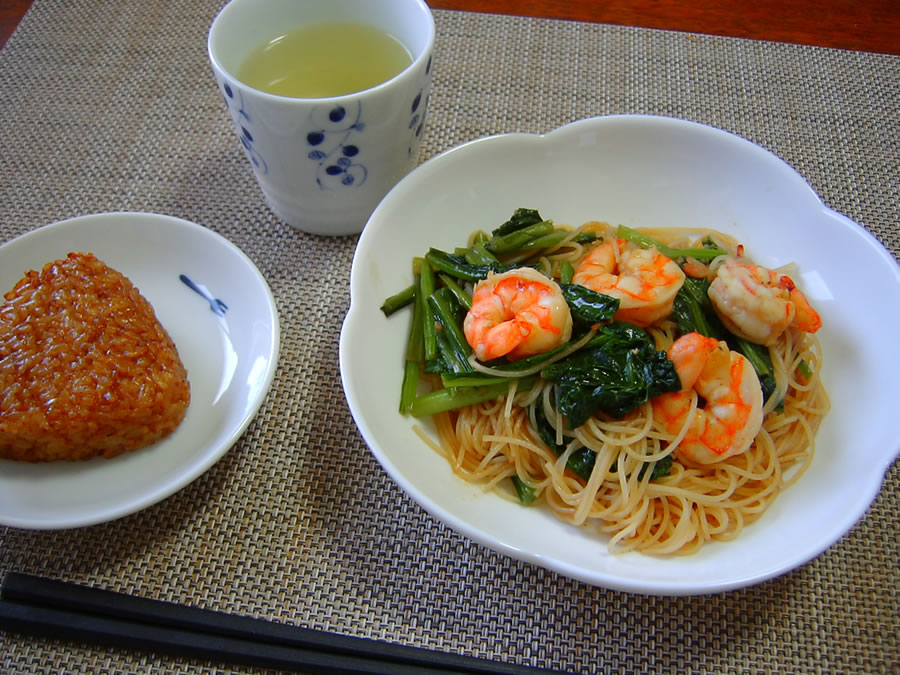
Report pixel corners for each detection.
[0,252,190,461]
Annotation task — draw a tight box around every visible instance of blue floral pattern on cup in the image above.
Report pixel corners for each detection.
[220,80,268,175]
[306,103,367,189]
[408,54,432,156]
[304,51,432,191]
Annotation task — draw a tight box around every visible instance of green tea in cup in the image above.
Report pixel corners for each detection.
[237,22,413,98]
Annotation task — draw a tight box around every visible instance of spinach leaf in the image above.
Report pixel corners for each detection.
[645,455,674,480]
[511,476,538,505]
[734,336,778,405]
[612,454,674,481]
[425,248,538,282]
[491,207,544,237]
[672,277,727,339]
[541,322,681,428]
[573,232,601,244]
[560,283,619,325]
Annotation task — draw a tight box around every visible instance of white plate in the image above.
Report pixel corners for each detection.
[0,213,280,529]
[340,115,900,595]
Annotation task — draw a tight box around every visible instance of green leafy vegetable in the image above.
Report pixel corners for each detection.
[425,248,496,281]
[573,232,601,244]
[464,241,498,266]
[428,288,474,376]
[431,326,469,375]
[380,284,416,317]
[425,248,530,282]
[511,228,571,255]
[419,258,438,362]
[511,476,538,505]
[399,283,423,414]
[672,277,727,340]
[429,289,470,354]
[399,361,419,414]
[541,322,681,427]
[560,283,619,325]
[491,208,544,237]
[610,453,674,480]
[409,378,536,417]
[734,337,777,405]
[644,455,674,481]
[437,274,472,310]
[440,373,511,387]
[484,221,555,254]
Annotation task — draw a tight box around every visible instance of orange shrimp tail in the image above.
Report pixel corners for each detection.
[682,261,710,279]
[780,275,822,334]
[790,289,822,334]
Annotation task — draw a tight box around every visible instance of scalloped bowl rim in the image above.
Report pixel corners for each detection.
[340,115,900,594]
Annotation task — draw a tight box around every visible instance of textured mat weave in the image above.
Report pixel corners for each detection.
[1,2,898,673]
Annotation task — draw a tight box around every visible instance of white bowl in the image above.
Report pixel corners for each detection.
[0,213,280,529]
[340,115,900,595]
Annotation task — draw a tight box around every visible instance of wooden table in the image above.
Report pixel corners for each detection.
[2,0,900,54]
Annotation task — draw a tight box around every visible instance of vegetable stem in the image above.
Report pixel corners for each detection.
[426,248,493,281]
[429,288,475,375]
[440,374,513,387]
[380,284,416,317]
[485,221,555,254]
[399,284,424,413]
[399,360,420,414]
[617,224,727,261]
[464,241,499,266]
[437,274,472,310]
[410,379,531,417]
[513,228,570,254]
[405,284,424,362]
[419,260,438,362]
[429,289,472,358]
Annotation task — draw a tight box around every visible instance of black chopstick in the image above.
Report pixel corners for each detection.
[0,572,560,674]
[0,598,415,674]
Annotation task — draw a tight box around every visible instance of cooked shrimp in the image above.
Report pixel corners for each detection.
[571,239,685,327]
[708,255,822,346]
[463,267,573,362]
[652,332,763,464]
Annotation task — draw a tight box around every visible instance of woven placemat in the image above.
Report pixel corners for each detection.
[1,2,898,672]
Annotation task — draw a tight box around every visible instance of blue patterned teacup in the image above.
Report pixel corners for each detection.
[208,0,434,235]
